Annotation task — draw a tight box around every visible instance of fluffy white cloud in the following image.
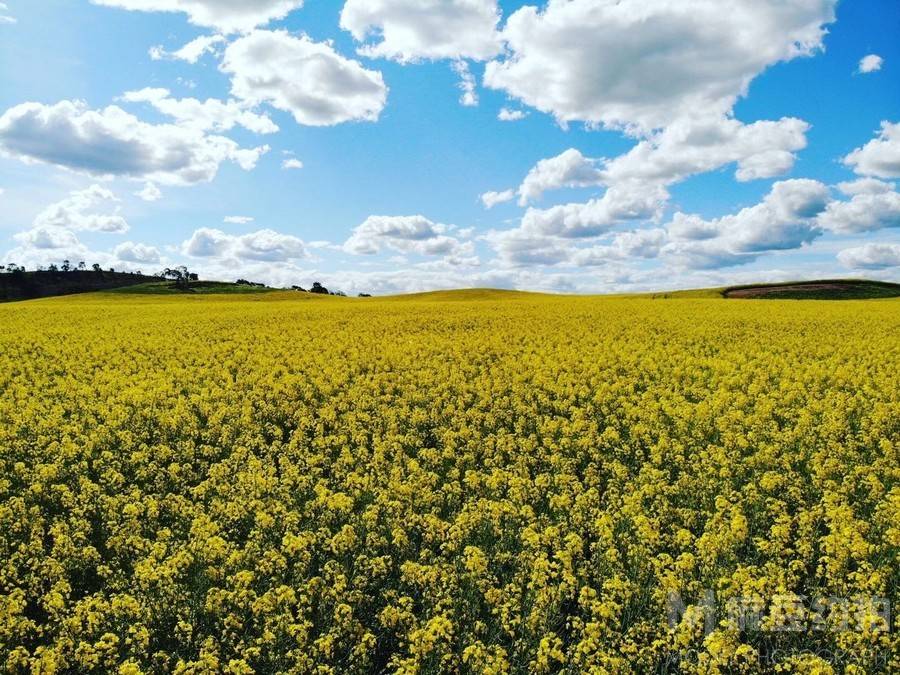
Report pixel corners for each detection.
[182,227,231,257]
[136,182,162,202]
[518,148,604,205]
[509,116,808,233]
[182,227,310,261]
[519,181,668,238]
[571,229,667,266]
[483,228,571,266]
[114,241,161,264]
[340,0,501,63]
[817,190,900,234]
[836,177,894,196]
[344,215,472,259]
[603,116,810,185]
[224,215,254,224]
[838,243,900,270]
[90,0,303,33]
[234,229,310,261]
[498,108,527,122]
[0,100,268,185]
[484,181,668,265]
[766,179,832,221]
[484,0,835,132]
[221,30,387,127]
[655,175,900,270]
[14,226,82,250]
[33,185,130,233]
[121,87,278,134]
[662,179,830,268]
[660,239,758,270]
[858,54,883,74]
[844,122,900,179]
[667,213,720,242]
[480,189,515,209]
[150,35,226,63]
[282,158,304,170]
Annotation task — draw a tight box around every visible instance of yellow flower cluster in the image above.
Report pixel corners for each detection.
[0,292,897,673]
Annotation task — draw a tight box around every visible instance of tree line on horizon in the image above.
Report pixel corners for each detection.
[1,262,371,297]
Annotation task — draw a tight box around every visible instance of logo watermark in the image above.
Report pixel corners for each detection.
[666,590,891,635]
[663,590,892,668]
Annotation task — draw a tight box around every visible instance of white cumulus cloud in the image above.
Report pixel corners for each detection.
[91,0,304,33]
[858,54,883,74]
[498,108,527,122]
[33,184,130,233]
[221,30,387,127]
[838,243,900,269]
[603,116,810,185]
[480,189,515,209]
[509,115,809,227]
[662,179,831,268]
[518,148,604,205]
[844,122,900,179]
[0,100,268,185]
[135,182,162,202]
[14,226,82,251]
[182,227,310,262]
[519,181,668,238]
[484,0,835,132]
[340,0,501,63]
[344,215,473,259]
[114,241,161,264]
[571,229,668,266]
[836,177,894,197]
[817,189,900,234]
[483,228,571,266]
[485,182,668,265]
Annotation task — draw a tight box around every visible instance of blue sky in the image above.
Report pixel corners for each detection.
[0,0,898,294]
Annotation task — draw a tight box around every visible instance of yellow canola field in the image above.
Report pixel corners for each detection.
[0,292,898,674]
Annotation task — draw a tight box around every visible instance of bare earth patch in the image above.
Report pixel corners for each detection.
[724,280,900,300]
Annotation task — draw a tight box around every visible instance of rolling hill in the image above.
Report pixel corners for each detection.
[0,270,159,303]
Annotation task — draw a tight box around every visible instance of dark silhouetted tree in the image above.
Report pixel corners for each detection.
[162,266,196,289]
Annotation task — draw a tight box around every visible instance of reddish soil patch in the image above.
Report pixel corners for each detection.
[725,283,850,298]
